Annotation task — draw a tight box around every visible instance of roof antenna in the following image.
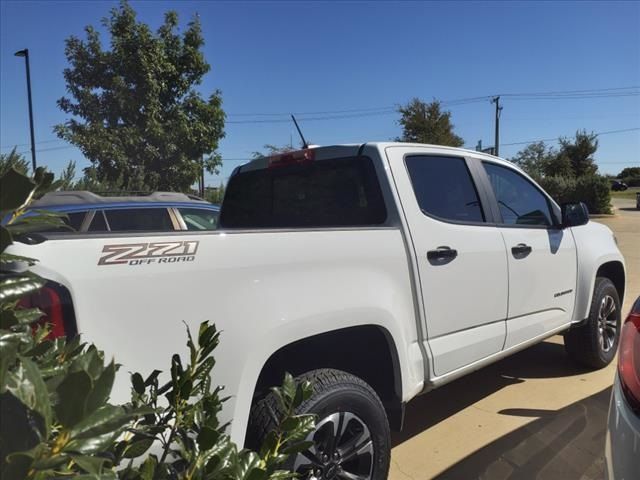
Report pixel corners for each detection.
[291,115,309,149]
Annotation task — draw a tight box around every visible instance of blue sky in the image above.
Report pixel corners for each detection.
[1,0,639,186]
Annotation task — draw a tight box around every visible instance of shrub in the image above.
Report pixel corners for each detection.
[621,175,640,187]
[0,167,315,479]
[537,174,612,214]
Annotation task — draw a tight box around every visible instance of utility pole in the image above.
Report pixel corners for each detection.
[491,96,503,157]
[14,49,37,171]
[200,155,205,197]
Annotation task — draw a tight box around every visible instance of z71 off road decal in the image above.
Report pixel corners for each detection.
[98,241,199,266]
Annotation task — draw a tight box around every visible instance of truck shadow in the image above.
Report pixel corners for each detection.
[433,387,610,480]
[391,339,592,447]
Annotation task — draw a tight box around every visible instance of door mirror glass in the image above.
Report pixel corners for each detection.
[561,202,589,227]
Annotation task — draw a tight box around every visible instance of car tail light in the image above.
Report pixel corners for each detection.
[18,284,76,339]
[618,298,640,412]
[267,149,315,169]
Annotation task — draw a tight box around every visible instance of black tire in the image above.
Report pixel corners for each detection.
[247,369,390,480]
[564,277,621,369]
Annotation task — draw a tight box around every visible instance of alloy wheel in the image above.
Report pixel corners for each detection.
[293,411,374,480]
[598,294,617,352]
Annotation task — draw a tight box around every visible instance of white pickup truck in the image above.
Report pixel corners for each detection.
[8,143,626,480]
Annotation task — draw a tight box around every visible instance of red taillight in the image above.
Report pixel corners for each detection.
[18,286,69,339]
[267,149,315,169]
[618,303,640,412]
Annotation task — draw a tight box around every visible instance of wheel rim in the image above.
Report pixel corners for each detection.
[292,411,374,480]
[597,294,617,353]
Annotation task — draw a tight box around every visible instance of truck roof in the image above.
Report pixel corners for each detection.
[239,142,515,172]
[31,191,210,208]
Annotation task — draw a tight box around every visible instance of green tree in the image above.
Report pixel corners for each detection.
[544,153,574,178]
[510,141,557,178]
[204,180,225,203]
[251,143,296,159]
[397,99,464,147]
[0,150,82,194]
[558,130,599,177]
[54,0,225,192]
[57,160,77,190]
[0,148,30,176]
[618,166,640,178]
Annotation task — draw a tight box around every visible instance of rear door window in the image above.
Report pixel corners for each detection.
[30,210,86,232]
[405,155,485,223]
[104,208,174,231]
[178,208,218,230]
[220,156,387,228]
[64,211,86,231]
[88,210,108,232]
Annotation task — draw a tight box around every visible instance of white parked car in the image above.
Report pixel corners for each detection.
[7,143,626,479]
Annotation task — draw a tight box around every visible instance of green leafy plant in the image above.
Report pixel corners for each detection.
[0,167,315,479]
[537,174,612,214]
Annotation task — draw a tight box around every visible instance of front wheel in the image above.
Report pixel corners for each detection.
[564,277,621,369]
[247,369,391,480]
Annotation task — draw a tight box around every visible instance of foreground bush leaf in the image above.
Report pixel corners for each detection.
[1,449,35,480]
[69,453,108,474]
[70,404,141,440]
[235,451,264,480]
[0,168,35,214]
[5,357,51,437]
[0,226,11,252]
[122,437,154,459]
[54,369,92,428]
[86,360,116,415]
[0,273,45,303]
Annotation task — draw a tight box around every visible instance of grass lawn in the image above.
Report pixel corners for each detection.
[611,186,640,199]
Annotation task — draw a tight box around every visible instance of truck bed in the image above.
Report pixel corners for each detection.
[8,228,422,443]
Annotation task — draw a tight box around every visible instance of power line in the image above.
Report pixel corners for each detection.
[3,86,638,147]
[13,144,77,155]
[218,127,640,165]
[1,138,65,150]
[500,86,639,97]
[506,93,639,101]
[227,109,398,124]
[228,106,397,117]
[500,127,640,147]
[224,87,638,118]
[11,126,636,160]
[598,161,640,165]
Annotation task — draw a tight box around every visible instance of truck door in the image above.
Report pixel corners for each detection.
[386,147,508,377]
[479,161,577,348]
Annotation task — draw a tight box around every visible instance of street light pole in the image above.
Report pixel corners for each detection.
[15,48,37,172]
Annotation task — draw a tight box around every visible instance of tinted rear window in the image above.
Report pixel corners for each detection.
[220,156,387,228]
[24,210,86,232]
[88,211,108,232]
[178,207,218,230]
[405,156,485,223]
[104,208,173,231]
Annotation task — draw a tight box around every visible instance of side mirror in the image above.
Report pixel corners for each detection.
[561,202,589,228]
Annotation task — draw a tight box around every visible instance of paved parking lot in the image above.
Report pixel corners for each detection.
[390,198,639,480]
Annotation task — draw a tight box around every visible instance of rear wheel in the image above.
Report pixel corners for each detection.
[564,277,621,368]
[247,369,390,480]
